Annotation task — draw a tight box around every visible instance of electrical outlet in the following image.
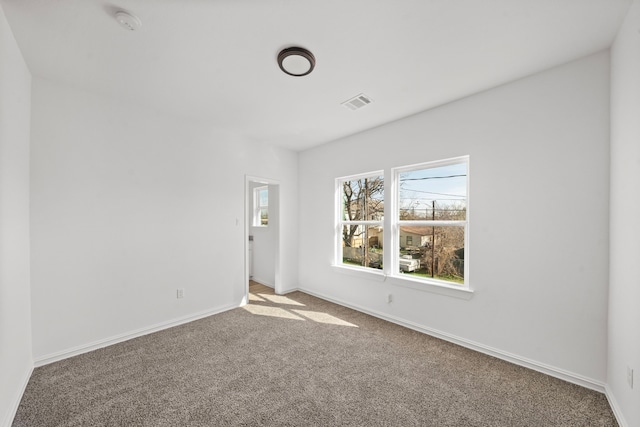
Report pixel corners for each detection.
[387,294,393,303]
[628,366,634,389]
[177,288,184,299]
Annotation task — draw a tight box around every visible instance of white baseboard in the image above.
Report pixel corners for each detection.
[13,288,625,426]
[604,385,629,427]
[251,277,274,288]
[34,303,239,367]
[299,287,606,393]
[279,287,300,295]
[250,279,299,296]
[2,364,33,427]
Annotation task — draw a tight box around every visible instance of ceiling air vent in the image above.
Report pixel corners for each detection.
[342,93,373,111]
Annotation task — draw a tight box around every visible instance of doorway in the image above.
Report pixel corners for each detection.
[244,176,281,304]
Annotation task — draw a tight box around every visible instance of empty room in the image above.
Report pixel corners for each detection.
[1,0,639,426]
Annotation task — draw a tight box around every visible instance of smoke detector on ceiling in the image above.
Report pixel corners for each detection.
[115,11,142,31]
[342,93,373,111]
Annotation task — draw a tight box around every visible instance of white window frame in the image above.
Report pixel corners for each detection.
[334,156,471,293]
[390,156,469,289]
[335,171,384,272]
[253,186,268,227]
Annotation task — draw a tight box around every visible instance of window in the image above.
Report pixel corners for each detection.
[335,156,469,288]
[253,186,268,226]
[396,158,468,286]
[336,172,384,270]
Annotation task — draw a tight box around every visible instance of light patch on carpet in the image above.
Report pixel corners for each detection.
[14,286,619,427]
[292,309,358,327]
[248,293,266,302]
[242,304,305,320]
[258,293,306,306]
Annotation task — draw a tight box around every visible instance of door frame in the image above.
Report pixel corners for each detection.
[244,175,281,304]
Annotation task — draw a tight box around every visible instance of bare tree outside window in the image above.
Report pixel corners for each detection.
[341,175,384,269]
[336,157,468,287]
[398,161,467,284]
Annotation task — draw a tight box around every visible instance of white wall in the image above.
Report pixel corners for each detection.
[249,182,278,287]
[30,77,298,361]
[298,52,611,387]
[609,1,640,425]
[0,7,33,426]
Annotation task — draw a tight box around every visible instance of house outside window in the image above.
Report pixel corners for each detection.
[396,157,468,285]
[336,156,469,288]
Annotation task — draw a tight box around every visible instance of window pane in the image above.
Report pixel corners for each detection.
[342,176,384,221]
[399,163,466,220]
[254,187,269,226]
[398,225,464,284]
[259,189,268,207]
[260,208,268,226]
[341,225,383,269]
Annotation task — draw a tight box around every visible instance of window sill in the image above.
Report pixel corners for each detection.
[331,264,473,300]
[331,264,387,282]
[387,274,473,300]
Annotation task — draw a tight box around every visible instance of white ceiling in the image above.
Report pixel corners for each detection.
[1,0,632,151]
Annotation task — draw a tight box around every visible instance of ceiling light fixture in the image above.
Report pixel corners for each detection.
[277,47,315,77]
[115,11,142,31]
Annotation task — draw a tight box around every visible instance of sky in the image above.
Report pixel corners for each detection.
[341,161,468,220]
[399,162,467,216]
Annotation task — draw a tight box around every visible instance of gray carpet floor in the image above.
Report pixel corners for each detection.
[13,282,618,426]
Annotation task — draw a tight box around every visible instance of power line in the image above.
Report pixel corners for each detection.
[400,197,467,203]
[400,174,466,181]
[400,188,465,198]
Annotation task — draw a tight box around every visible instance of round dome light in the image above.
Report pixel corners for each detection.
[115,11,142,31]
[277,47,315,77]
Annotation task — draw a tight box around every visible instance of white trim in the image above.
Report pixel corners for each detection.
[299,287,606,393]
[332,264,387,281]
[336,159,470,289]
[386,274,474,299]
[393,155,470,174]
[341,220,384,226]
[253,185,269,227]
[2,365,33,427]
[245,175,282,300]
[604,385,629,427]
[336,171,385,267]
[34,303,238,367]
[392,155,469,289]
[278,287,300,295]
[331,264,473,299]
[387,165,398,275]
[250,278,274,288]
[249,280,298,296]
[397,220,466,227]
